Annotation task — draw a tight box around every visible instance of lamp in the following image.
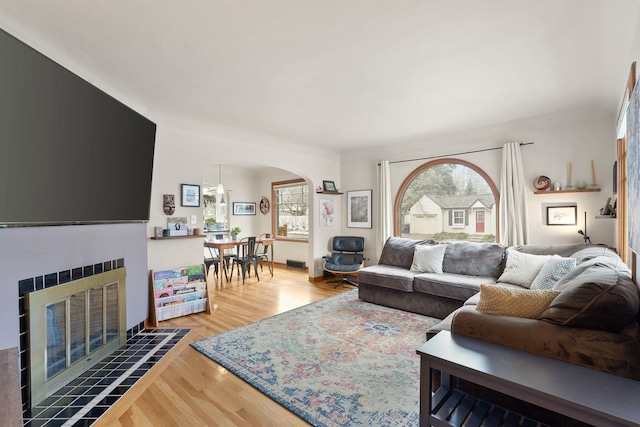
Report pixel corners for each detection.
[578,211,591,243]
[216,164,225,194]
[220,194,226,207]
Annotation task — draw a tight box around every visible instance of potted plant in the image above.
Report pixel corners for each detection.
[204,218,216,231]
[230,226,241,240]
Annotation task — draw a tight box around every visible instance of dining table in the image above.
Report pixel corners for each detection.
[204,237,274,282]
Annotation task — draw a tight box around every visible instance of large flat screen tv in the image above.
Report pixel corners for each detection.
[0,28,156,226]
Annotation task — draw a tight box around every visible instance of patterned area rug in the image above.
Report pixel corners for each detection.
[190,290,440,427]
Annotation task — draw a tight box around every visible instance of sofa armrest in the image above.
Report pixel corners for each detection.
[451,309,640,380]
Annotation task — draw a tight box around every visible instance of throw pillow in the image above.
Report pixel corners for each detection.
[530,255,576,290]
[476,284,560,319]
[379,237,436,268]
[410,244,447,274]
[497,248,551,288]
[540,256,639,332]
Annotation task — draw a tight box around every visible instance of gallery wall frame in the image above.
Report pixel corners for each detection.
[233,202,256,215]
[546,206,577,226]
[181,184,200,207]
[347,189,372,228]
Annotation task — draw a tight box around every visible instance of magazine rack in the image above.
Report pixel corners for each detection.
[149,264,210,327]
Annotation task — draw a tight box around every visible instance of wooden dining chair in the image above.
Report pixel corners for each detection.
[230,237,260,284]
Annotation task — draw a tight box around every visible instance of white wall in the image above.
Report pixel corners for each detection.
[340,110,617,262]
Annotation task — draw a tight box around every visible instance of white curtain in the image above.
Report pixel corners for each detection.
[377,160,393,260]
[499,142,529,246]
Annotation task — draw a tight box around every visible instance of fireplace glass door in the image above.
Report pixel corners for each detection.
[28,269,127,407]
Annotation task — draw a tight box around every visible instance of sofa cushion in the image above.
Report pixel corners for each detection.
[357,264,418,292]
[379,237,435,269]
[540,256,640,332]
[413,273,497,301]
[497,248,551,288]
[441,241,505,278]
[530,255,576,290]
[476,284,560,319]
[570,245,621,265]
[510,242,593,258]
[410,244,447,274]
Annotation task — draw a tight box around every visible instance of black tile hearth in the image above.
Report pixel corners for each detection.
[22,328,189,427]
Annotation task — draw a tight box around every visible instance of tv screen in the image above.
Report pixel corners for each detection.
[0,28,156,226]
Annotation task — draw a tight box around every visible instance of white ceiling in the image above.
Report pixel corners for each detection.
[1,0,639,154]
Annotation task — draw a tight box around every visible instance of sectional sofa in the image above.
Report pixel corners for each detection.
[358,237,640,380]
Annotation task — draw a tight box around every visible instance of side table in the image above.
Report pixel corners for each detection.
[417,331,640,427]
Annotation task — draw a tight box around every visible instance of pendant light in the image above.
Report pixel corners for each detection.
[216,163,225,194]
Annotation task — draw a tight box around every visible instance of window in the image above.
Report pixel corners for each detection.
[273,179,309,241]
[451,210,465,226]
[396,158,499,242]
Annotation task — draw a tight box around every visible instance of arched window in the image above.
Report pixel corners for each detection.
[395,158,500,242]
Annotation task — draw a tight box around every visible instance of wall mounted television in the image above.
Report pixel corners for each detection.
[0,28,156,226]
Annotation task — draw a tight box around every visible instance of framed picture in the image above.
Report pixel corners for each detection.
[546,206,577,225]
[233,202,256,215]
[320,199,335,226]
[323,180,337,192]
[181,184,200,207]
[347,189,372,228]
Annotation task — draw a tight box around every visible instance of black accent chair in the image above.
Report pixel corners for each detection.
[230,237,260,284]
[322,236,366,288]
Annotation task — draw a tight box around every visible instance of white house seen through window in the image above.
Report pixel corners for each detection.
[396,159,498,242]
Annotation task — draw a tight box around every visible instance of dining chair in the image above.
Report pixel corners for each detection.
[256,233,273,276]
[214,233,235,274]
[231,237,260,284]
[203,242,228,281]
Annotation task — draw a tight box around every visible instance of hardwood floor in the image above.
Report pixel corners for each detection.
[95,265,351,427]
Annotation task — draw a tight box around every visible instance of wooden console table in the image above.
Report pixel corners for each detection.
[417,331,640,427]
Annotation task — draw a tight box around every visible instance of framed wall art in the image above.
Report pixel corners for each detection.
[323,180,337,192]
[546,206,577,226]
[180,184,200,207]
[233,202,256,215]
[347,189,372,228]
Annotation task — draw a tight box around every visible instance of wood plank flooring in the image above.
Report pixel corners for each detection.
[94,265,351,427]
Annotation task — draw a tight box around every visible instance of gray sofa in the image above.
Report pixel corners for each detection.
[358,237,640,380]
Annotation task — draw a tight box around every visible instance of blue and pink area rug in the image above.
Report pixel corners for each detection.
[190,290,440,426]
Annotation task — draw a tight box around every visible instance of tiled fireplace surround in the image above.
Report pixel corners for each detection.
[17,258,139,411]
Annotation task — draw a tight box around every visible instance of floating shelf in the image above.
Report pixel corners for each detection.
[534,188,600,195]
[316,191,344,195]
[150,235,204,240]
[595,215,616,219]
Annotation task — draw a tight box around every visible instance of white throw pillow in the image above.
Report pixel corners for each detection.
[497,249,551,288]
[530,255,576,290]
[410,244,447,274]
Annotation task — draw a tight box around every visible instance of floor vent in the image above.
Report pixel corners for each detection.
[286,260,306,270]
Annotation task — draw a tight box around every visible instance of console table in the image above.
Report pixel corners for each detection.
[417,331,640,427]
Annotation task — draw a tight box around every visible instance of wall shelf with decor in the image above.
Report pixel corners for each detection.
[150,235,203,240]
[316,191,344,195]
[534,188,600,195]
[149,264,210,327]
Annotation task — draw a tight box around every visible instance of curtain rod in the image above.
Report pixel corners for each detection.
[378,142,534,165]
